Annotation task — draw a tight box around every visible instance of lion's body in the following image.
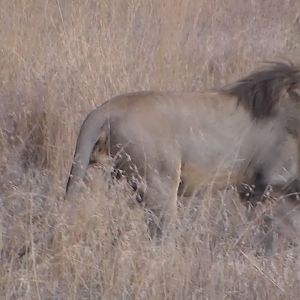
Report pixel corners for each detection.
[65,63,300,234]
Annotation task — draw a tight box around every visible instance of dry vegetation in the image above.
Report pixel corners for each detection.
[1,0,300,299]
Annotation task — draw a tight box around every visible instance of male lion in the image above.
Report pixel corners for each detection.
[65,62,300,236]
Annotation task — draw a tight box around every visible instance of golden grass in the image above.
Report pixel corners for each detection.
[1,0,300,299]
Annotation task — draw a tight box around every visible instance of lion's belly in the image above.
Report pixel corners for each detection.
[178,125,253,194]
[180,158,244,195]
[179,124,298,195]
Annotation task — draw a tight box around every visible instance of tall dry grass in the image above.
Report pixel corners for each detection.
[1,0,300,299]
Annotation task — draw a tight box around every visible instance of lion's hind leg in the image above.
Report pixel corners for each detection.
[143,161,182,239]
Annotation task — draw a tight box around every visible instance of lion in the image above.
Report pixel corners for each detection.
[65,62,300,236]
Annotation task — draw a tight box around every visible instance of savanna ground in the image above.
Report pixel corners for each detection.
[1,1,300,299]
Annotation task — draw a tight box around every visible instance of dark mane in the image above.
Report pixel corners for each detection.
[222,62,300,119]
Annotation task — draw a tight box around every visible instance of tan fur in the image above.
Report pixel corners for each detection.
[65,63,300,235]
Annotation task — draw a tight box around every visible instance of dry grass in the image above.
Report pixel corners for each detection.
[1,0,300,299]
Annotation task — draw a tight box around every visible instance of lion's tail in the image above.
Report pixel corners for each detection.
[65,107,109,200]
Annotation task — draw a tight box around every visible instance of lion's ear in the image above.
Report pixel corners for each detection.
[288,85,300,102]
